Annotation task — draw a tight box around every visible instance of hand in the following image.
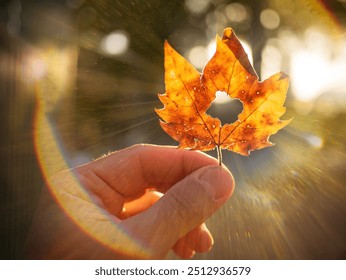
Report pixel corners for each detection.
[26,145,234,259]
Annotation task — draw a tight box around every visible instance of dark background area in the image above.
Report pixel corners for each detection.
[1,0,346,259]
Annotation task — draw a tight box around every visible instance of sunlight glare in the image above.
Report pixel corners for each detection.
[290,28,346,104]
[188,45,209,70]
[261,42,282,79]
[188,38,252,71]
[23,56,47,82]
[240,39,253,66]
[214,90,231,104]
[207,39,216,59]
[291,51,327,102]
[100,31,129,56]
[304,133,324,149]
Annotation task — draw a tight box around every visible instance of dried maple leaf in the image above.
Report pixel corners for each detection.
[156,28,291,164]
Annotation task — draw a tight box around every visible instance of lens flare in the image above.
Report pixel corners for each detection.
[28,0,346,260]
[32,48,151,259]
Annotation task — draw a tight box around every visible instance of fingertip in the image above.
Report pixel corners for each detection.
[196,224,214,252]
[182,224,214,253]
[172,239,196,259]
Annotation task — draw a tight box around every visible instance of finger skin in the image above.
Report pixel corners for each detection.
[120,190,163,219]
[122,165,234,258]
[75,145,234,258]
[183,224,214,253]
[173,238,196,259]
[118,190,214,257]
[173,224,213,258]
[27,145,234,259]
[77,144,220,197]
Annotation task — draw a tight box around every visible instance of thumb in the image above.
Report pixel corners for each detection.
[122,165,235,259]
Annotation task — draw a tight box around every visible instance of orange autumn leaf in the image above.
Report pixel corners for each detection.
[155,28,291,162]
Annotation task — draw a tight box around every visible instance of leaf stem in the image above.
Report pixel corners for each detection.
[216,145,223,166]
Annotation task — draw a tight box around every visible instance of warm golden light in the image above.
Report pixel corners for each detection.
[99,31,129,56]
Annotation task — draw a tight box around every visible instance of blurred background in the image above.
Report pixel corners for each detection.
[1,0,345,259]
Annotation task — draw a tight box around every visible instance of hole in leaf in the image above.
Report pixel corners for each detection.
[206,91,243,124]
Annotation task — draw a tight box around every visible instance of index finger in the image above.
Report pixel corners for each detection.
[77,144,219,197]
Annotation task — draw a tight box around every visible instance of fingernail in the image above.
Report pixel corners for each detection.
[199,166,234,201]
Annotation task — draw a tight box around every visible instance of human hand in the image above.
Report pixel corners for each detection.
[26,145,234,259]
